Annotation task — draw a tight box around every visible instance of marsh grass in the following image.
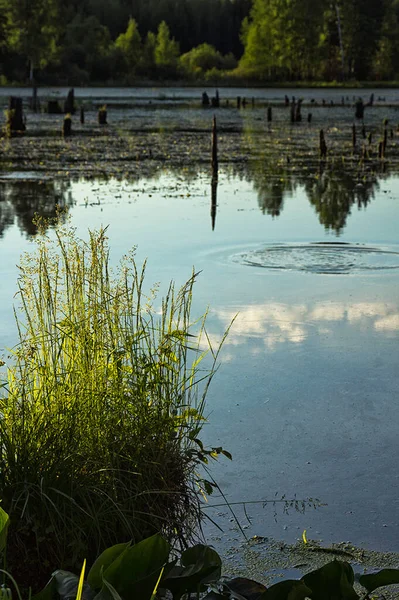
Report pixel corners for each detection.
[0,216,226,588]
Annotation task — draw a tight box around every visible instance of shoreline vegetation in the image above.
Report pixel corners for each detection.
[2,0,399,89]
[0,219,232,590]
[2,80,399,89]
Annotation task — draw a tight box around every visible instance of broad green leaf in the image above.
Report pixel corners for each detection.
[224,576,267,599]
[93,578,123,600]
[32,576,57,600]
[52,570,95,600]
[0,506,9,552]
[163,544,222,598]
[259,579,311,599]
[359,568,399,592]
[88,542,131,589]
[181,544,222,571]
[302,560,358,600]
[103,534,170,600]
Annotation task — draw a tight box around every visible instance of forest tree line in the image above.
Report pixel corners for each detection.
[0,0,399,84]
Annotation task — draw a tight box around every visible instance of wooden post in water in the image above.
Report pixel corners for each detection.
[307,113,312,123]
[211,174,217,231]
[64,88,75,114]
[31,85,38,112]
[98,105,107,125]
[211,116,218,174]
[319,129,327,158]
[382,127,388,155]
[80,106,85,124]
[237,96,241,109]
[355,98,364,119]
[267,106,272,122]
[295,99,302,122]
[352,124,356,150]
[290,99,295,123]
[8,97,25,133]
[63,114,72,137]
[378,141,384,160]
[211,116,218,230]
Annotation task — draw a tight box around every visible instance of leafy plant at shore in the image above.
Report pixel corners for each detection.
[0,511,398,600]
[0,217,230,590]
[31,538,399,600]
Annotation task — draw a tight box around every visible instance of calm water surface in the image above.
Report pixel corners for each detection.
[0,167,398,551]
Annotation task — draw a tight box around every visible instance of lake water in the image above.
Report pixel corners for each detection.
[1,83,399,553]
[1,162,398,553]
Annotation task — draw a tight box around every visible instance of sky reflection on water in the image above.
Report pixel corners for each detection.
[0,166,398,551]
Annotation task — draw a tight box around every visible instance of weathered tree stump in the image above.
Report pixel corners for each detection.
[31,86,38,112]
[382,128,388,155]
[64,88,75,114]
[211,90,219,108]
[63,115,72,137]
[48,100,62,114]
[290,100,296,123]
[295,99,302,122]
[355,98,364,119]
[7,97,26,133]
[202,92,210,107]
[319,129,327,158]
[98,106,107,125]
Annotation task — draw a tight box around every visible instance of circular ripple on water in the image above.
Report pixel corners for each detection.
[231,243,399,274]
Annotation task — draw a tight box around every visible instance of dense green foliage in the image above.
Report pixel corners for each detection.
[1,0,399,83]
[239,0,396,81]
[0,219,229,589]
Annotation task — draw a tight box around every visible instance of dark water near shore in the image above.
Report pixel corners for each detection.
[0,85,399,553]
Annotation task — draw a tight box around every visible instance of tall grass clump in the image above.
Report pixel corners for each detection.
[0,217,226,589]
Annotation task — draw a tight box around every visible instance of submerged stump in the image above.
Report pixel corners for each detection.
[64,88,75,114]
[7,97,26,133]
[98,106,107,125]
[355,98,364,119]
[319,129,327,158]
[63,115,72,137]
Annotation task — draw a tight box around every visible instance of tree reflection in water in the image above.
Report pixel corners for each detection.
[0,160,385,237]
[304,163,379,233]
[0,179,73,237]
[234,155,381,234]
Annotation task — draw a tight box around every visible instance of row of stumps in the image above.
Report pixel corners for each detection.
[4,94,108,137]
[319,120,393,159]
[63,106,107,137]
